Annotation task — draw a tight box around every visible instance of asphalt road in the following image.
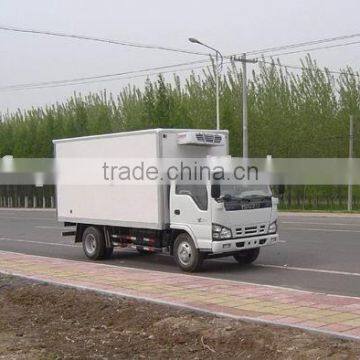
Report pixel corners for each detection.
[0,209,359,297]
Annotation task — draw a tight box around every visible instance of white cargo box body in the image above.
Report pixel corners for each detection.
[54,129,229,230]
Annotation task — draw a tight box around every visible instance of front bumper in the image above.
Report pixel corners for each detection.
[211,233,279,254]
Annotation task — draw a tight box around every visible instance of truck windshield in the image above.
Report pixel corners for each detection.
[212,184,272,201]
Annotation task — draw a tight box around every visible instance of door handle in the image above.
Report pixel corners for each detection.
[174,209,180,215]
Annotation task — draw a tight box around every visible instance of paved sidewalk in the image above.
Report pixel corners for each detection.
[0,251,360,341]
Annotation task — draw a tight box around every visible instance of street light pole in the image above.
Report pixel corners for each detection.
[189,38,223,130]
[215,52,220,130]
[348,115,354,212]
[233,54,258,158]
[242,53,248,158]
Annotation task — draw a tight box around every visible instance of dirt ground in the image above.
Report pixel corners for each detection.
[0,274,359,359]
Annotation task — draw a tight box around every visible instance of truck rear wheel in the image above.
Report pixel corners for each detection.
[82,226,106,260]
[233,248,260,265]
[174,233,203,272]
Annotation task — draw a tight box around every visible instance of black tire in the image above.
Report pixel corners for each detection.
[233,248,260,265]
[82,226,106,260]
[173,233,203,272]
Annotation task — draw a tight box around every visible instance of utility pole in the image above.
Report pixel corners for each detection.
[233,54,258,158]
[348,115,354,211]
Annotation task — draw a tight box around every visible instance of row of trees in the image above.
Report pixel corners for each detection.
[0,56,359,209]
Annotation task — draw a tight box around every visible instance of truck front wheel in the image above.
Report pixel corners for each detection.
[174,233,203,272]
[233,248,260,265]
[82,226,106,260]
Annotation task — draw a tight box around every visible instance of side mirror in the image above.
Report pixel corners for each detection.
[211,184,221,199]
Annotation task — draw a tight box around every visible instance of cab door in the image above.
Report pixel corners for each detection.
[169,183,212,250]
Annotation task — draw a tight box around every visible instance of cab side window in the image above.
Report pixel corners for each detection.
[175,184,208,211]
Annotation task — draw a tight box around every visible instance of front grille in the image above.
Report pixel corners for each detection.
[196,133,205,142]
[234,224,267,238]
[245,225,257,234]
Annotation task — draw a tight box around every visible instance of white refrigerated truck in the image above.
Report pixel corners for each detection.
[54,129,279,272]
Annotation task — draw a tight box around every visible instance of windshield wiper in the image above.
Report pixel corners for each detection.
[217,194,233,202]
[239,194,269,202]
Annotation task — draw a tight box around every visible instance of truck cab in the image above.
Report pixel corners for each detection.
[169,181,279,271]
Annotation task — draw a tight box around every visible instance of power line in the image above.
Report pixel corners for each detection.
[1,60,230,92]
[3,25,360,61]
[2,54,359,93]
[259,60,360,78]
[246,33,360,56]
[3,24,360,65]
[49,62,230,89]
[2,26,360,92]
[0,59,211,92]
[0,25,208,57]
[258,40,360,59]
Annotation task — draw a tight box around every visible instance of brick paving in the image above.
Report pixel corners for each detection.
[0,250,359,341]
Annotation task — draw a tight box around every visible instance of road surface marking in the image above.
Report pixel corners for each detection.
[280,212,360,218]
[0,216,55,221]
[35,226,69,230]
[284,227,360,233]
[282,221,360,227]
[0,208,55,212]
[256,264,360,277]
[0,237,77,248]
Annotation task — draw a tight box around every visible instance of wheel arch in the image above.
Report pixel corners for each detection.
[170,225,198,255]
[75,224,110,246]
[75,223,87,243]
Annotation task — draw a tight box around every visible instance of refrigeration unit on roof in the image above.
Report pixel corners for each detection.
[177,132,225,146]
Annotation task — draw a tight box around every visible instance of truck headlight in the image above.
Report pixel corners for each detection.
[268,221,277,234]
[212,224,232,240]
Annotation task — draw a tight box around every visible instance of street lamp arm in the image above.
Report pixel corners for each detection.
[200,45,224,70]
[188,38,223,69]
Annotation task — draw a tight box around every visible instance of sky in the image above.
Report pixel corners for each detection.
[0,0,359,113]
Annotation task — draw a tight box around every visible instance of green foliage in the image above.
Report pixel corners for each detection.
[0,56,359,209]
